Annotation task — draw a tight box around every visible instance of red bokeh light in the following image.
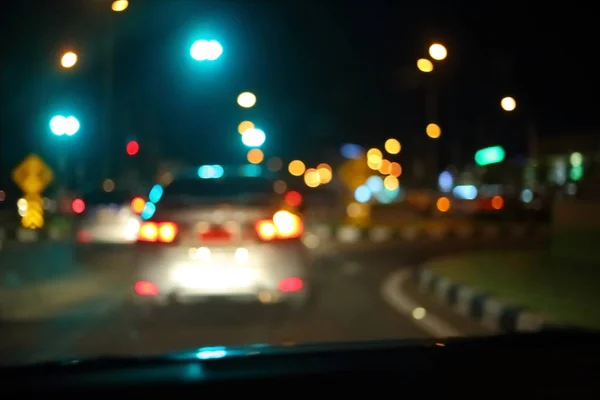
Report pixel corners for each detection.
[285,190,302,207]
[126,140,139,156]
[72,198,85,214]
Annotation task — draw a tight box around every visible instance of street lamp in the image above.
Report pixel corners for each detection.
[237,92,256,108]
[238,120,254,134]
[190,40,223,61]
[241,128,265,147]
[428,43,447,61]
[60,51,78,68]
[426,123,441,139]
[50,115,80,136]
[417,58,434,72]
[111,0,128,12]
[501,96,516,111]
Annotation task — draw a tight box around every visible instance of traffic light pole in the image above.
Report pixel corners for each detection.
[103,20,115,179]
[425,76,439,184]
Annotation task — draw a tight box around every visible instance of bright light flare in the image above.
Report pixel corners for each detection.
[60,51,77,68]
[501,96,516,111]
[237,92,257,108]
[111,0,128,11]
[429,43,447,61]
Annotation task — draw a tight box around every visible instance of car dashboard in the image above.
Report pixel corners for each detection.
[1,330,598,396]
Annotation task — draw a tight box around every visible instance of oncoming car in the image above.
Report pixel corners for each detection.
[131,173,314,313]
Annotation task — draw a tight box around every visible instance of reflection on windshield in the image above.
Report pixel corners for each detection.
[0,1,598,367]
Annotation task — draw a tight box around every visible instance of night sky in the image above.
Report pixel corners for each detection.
[1,0,598,186]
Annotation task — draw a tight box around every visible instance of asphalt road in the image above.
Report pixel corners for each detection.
[0,238,542,366]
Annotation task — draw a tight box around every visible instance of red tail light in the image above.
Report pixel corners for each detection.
[135,281,159,296]
[138,221,178,243]
[255,210,304,241]
[279,277,303,292]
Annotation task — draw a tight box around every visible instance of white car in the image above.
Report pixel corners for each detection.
[131,173,314,313]
[74,191,142,245]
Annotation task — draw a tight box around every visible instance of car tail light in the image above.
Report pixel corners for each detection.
[255,210,304,241]
[138,221,178,243]
[279,277,303,292]
[135,281,159,296]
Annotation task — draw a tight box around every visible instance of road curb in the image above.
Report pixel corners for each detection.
[415,264,563,333]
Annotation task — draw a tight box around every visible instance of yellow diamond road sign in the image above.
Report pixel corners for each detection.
[12,154,54,194]
[21,194,44,229]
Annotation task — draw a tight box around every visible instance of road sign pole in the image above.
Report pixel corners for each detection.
[58,143,69,193]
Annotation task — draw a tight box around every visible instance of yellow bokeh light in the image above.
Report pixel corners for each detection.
[238,121,255,134]
[383,175,399,190]
[417,58,434,72]
[367,157,382,170]
[304,168,320,188]
[389,162,402,177]
[111,0,129,12]
[316,163,332,184]
[436,197,451,212]
[426,123,441,139]
[500,96,516,112]
[384,138,401,154]
[378,159,391,174]
[367,148,383,170]
[60,51,77,68]
[367,148,382,159]
[429,43,447,61]
[288,160,305,176]
[247,148,264,164]
[316,163,331,172]
[317,167,332,184]
[237,92,256,108]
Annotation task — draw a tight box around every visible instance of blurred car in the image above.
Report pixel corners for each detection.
[131,172,314,313]
[74,190,143,245]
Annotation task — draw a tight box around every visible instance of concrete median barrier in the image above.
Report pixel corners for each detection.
[415,263,564,333]
[304,221,550,255]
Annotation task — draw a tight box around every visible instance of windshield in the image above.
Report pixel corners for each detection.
[1,1,598,366]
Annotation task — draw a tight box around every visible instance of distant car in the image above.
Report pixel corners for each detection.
[131,173,314,313]
[74,190,143,245]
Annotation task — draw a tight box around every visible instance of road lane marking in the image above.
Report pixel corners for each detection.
[381,269,461,338]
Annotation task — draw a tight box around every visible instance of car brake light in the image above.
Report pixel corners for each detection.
[279,277,303,292]
[255,210,304,241]
[135,281,159,296]
[138,221,178,242]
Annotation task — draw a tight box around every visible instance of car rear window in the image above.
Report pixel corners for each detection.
[161,177,278,205]
[82,190,132,206]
